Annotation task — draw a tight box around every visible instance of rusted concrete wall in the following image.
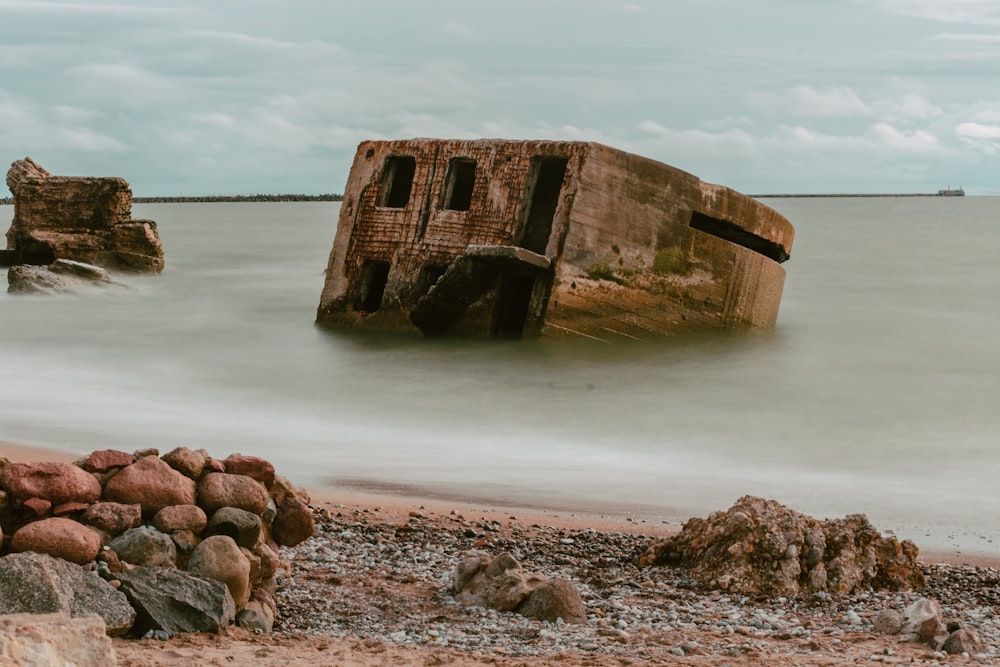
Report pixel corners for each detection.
[4,158,164,272]
[318,139,588,333]
[317,139,793,340]
[546,144,793,338]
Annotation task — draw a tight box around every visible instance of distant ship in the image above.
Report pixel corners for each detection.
[937,186,965,196]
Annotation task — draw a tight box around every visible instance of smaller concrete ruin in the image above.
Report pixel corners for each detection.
[317,139,794,341]
[3,157,163,272]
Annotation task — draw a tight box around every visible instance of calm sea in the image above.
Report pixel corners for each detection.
[2,198,998,554]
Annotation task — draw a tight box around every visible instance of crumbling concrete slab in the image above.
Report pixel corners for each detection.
[4,157,164,272]
[317,139,794,341]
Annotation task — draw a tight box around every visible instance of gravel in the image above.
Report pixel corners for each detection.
[273,503,1000,664]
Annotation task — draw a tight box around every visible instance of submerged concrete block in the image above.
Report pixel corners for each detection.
[317,139,794,341]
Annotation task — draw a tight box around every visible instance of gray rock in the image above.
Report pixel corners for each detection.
[108,526,178,567]
[873,608,904,634]
[0,612,116,667]
[0,552,135,636]
[205,506,262,548]
[115,566,235,636]
[235,608,271,633]
[944,626,984,655]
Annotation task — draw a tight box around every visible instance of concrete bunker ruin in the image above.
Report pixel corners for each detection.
[3,157,164,273]
[317,139,794,341]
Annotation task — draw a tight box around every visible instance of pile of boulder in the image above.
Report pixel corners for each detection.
[3,157,164,293]
[640,495,925,597]
[0,448,314,637]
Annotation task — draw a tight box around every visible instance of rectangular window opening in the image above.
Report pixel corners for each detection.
[440,158,476,211]
[689,211,790,263]
[355,260,391,312]
[378,156,416,208]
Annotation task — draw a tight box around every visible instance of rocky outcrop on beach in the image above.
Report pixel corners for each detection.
[6,258,128,295]
[0,449,314,638]
[3,157,164,273]
[640,495,925,597]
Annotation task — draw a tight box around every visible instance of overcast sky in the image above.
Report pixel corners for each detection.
[2,0,999,196]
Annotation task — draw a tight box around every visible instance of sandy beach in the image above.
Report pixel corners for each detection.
[4,441,1000,666]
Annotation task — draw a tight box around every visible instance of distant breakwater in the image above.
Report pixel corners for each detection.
[752,193,947,198]
[133,194,343,203]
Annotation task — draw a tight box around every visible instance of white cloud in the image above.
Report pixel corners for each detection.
[873,0,1000,26]
[869,123,940,151]
[955,122,1000,138]
[750,86,872,119]
[874,94,942,122]
[788,86,871,118]
[932,32,1000,42]
[68,62,182,107]
[0,90,128,154]
[439,22,482,41]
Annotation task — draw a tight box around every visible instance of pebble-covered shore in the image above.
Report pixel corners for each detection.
[274,502,1000,665]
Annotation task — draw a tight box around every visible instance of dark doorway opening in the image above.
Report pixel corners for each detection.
[378,156,416,208]
[492,155,567,338]
[355,260,391,312]
[519,156,567,254]
[492,273,536,340]
[440,158,476,211]
[414,264,447,300]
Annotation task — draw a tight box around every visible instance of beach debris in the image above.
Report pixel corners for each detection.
[0,448,315,638]
[317,138,794,341]
[450,550,587,623]
[0,553,135,636]
[3,157,164,273]
[640,495,925,597]
[0,612,117,667]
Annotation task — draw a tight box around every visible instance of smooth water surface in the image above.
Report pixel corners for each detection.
[2,198,998,553]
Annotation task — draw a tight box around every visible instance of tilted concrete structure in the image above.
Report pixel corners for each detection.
[317,139,794,340]
[3,157,164,272]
